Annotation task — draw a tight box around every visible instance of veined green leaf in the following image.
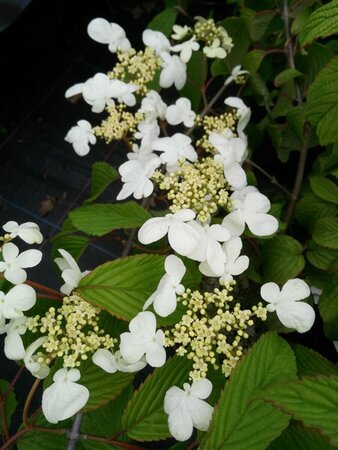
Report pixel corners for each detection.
[292,344,338,377]
[310,176,338,205]
[300,0,338,46]
[147,7,177,37]
[295,194,338,232]
[307,240,338,271]
[313,217,338,249]
[274,68,303,87]
[85,162,119,204]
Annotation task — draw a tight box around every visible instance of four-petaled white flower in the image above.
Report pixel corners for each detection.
[187,221,230,276]
[152,133,197,171]
[209,131,247,190]
[0,242,42,285]
[92,348,147,373]
[54,249,89,295]
[65,120,96,156]
[0,284,36,320]
[3,221,43,245]
[139,90,167,121]
[171,24,191,41]
[165,98,196,128]
[164,378,214,442]
[42,368,89,424]
[0,316,27,360]
[120,311,166,367]
[134,120,160,155]
[144,255,186,317]
[224,65,249,86]
[138,209,200,257]
[222,187,278,237]
[203,38,227,59]
[142,29,171,56]
[200,237,249,283]
[171,37,200,63]
[160,53,187,91]
[24,336,50,379]
[224,97,251,140]
[117,153,160,201]
[261,279,315,333]
[87,18,131,53]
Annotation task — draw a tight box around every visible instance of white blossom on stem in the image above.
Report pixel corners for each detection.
[222,187,278,237]
[142,29,171,56]
[54,249,89,295]
[0,316,27,360]
[171,25,190,41]
[203,38,227,59]
[3,221,43,245]
[87,18,131,53]
[164,378,214,441]
[152,133,197,171]
[120,311,166,367]
[139,90,167,121]
[0,242,42,285]
[0,284,36,320]
[170,37,200,63]
[224,97,251,139]
[24,336,50,379]
[65,120,96,157]
[42,368,89,424]
[144,255,186,317]
[261,279,315,333]
[117,153,160,201]
[165,98,196,128]
[160,53,187,90]
[138,209,200,257]
[92,348,147,373]
[134,120,160,155]
[224,65,249,86]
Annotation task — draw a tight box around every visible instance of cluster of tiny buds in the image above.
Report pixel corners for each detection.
[26,293,116,368]
[165,286,267,380]
[153,157,232,222]
[193,18,230,47]
[0,234,11,243]
[109,47,162,95]
[195,112,238,151]
[94,105,144,143]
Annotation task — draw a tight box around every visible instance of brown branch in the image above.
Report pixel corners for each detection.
[246,160,291,196]
[0,400,10,446]
[22,379,41,428]
[24,280,63,299]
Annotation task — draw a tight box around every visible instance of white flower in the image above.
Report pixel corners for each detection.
[152,133,197,171]
[65,120,96,157]
[171,25,191,41]
[171,37,200,63]
[261,279,315,333]
[42,368,89,424]
[92,348,146,373]
[120,311,166,367]
[138,209,200,257]
[87,18,131,53]
[200,237,249,282]
[219,27,234,54]
[142,29,171,56]
[139,90,167,121]
[222,187,278,237]
[134,120,160,155]
[165,98,196,128]
[144,255,185,317]
[224,97,251,139]
[0,242,42,285]
[203,38,227,59]
[24,336,50,379]
[224,65,249,86]
[54,249,89,295]
[109,79,138,107]
[187,221,230,276]
[0,284,36,320]
[209,131,247,190]
[3,221,43,245]
[117,153,160,201]
[164,378,214,441]
[160,53,187,91]
[0,316,27,360]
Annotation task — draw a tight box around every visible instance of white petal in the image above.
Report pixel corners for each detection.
[129,311,156,335]
[189,378,213,399]
[92,349,118,373]
[168,403,193,441]
[187,397,213,431]
[4,330,25,360]
[145,341,166,367]
[173,209,196,221]
[153,288,177,317]
[280,279,311,302]
[229,255,249,275]
[222,211,245,237]
[120,333,147,363]
[2,242,19,262]
[16,249,42,268]
[87,18,113,44]
[276,301,315,333]
[168,222,199,256]
[260,282,280,304]
[164,255,186,282]
[208,224,230,242]
[138,218,169,245]
[4,268,27,285]
[224,162,247,190]
[245,213,278,237]
[164,386,185,413]
[4,284,36,318]
[65,83,84,98]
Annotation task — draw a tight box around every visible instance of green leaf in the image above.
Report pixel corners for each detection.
[292,344,338,377]
[249,11,275,41]
[274,68,303,87]
[310,176,338,204]
[147,7,177,37]
[200,332,296,450]
[306,56,338,145]
[121,356,192,441]
[220,17,251,68]
[85,162,119,204]
[268,421,334,450]
[262,375,338,447]
[0,380,17,431]
[51,233,89,261]
[319,279,338,340]
[70,202,151,236]
[297,43,334,84]
[180,51,204,111]
[313,217,338,249]
[262,236,305,284]
[286,106,305,145]
[249,72,271,107]
[300,0,338,46]
[243,49,265,73]
[307,240,338,271]
[78,254,165,321]
[295,194,338,232]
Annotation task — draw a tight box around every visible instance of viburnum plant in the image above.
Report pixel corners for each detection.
[1,1,338,449]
